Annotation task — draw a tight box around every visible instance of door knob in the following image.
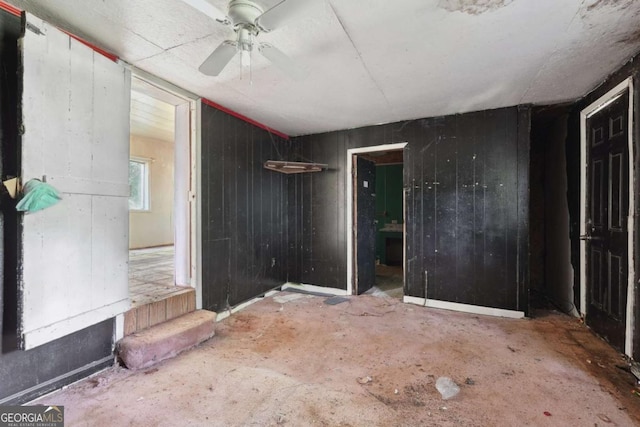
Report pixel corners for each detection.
[580,235,602,241]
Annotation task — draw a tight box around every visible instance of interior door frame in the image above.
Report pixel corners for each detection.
[128,67,202,308]
[346,142,407,295]
[580,77,635,357]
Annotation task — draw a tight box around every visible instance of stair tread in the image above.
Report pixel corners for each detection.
[118,310,216,370]
[124,290,197,336]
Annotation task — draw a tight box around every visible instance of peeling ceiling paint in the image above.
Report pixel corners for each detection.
[437,0,515,15]
[585,0,636,13]
[5,0,640,136]
[618,29,640,46]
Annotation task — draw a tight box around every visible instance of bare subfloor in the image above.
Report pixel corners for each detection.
[129,246,181,307]
[36,293,640,426]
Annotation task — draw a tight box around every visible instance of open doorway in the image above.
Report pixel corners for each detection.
[127,76,195,312]
[347,143,407,299]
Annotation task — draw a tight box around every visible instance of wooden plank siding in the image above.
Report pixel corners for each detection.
[288,107,530,313]
[200,103,289,311]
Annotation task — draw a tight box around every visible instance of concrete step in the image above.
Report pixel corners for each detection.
[117,310,216,370]
[124,287,196,336]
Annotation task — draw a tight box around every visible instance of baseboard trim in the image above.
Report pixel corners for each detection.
[215,284,348,322]
[403,296,525,319]
[215,290,281,322]
[281,283,348,296]
[2,355,113,405]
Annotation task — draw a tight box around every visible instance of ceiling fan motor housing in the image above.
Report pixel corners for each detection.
[229,0,264,53]
[228,0,264,28]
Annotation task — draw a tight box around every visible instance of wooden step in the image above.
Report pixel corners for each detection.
[117,310,216,370]
[124,286,195,336]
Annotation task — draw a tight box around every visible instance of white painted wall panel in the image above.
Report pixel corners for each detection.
[20,14,131,349]
[67,40,95,181]
[23,195,93,329]
[91,196,129,308]
[92,53,131,185]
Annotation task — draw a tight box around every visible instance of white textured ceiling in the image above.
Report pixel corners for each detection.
[130,84,175,143]
[130,77,181,143]
[6,0,640,136]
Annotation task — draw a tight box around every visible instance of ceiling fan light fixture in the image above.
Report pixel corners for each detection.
[241,49,251,68]
[237,26,254,69]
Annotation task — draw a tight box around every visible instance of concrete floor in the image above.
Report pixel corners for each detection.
[35,292,640,426]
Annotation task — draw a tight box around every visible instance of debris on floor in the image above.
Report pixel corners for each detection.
[597,413,612,423]
[357,376,373,385]
[435,377,460,400]
[273,293,310,304]
[324,296,350,305]
[630,361,640,382]
[32,295,640,426]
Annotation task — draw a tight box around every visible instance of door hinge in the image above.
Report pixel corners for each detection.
[26,22,43,35]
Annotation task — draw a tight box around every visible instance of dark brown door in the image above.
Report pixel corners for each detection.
[585,91,629,351]
[354,156,376,294]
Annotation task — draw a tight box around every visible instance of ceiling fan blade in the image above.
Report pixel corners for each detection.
[199,41,238,76]
[180,0,230,25]
[258,43,307,80]
[255,0,313,32]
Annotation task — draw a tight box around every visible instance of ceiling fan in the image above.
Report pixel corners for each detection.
[181,0,311,79]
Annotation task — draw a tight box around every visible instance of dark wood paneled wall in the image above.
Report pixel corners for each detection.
[288,107,530,313]
[530,105,576,314]
[200,103,289,311]
[375,164,403,265]
[286,131,348,288]
[0,7,21,353]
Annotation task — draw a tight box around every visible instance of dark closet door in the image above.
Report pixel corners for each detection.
[585,91,629,351]
[354,156,376,294]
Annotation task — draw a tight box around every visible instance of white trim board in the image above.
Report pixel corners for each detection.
[579,76,635,357]
[129,71,202,311]
[23,299,130,350]
[215,290,281,322]
[194,100,203,310]
[403,296,525,319]
[114,313,125,344]
[9,356,113,406]
[281,283,349,296]
[128,65,199,102]
[215,283,348,322]
[174,103,191,287]
[346,142,408,295]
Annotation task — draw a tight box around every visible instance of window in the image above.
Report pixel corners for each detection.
[129,159,150,211]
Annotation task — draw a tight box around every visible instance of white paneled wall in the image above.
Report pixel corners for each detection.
[20,14,131,349]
